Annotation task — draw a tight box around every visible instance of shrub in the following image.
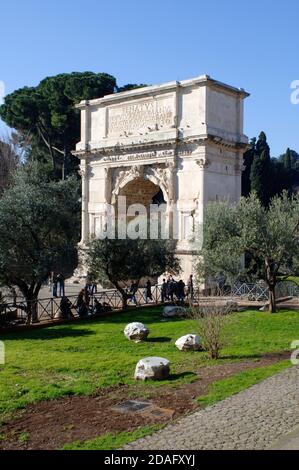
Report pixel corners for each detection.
[190,305,230,359]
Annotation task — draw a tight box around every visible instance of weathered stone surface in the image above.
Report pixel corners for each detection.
[76,75,249,280]
[124,322,149,342]
[134,357,170,381]
[162,306,186,318]
[175,334,201,351]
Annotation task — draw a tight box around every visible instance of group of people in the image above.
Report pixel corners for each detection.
[126,279,156,305]
[55,273,195,319]
[161,274,194,303]
[74,282,101,316]
[50,273,65,298]
[59,280,112,319]
[126,275,194,306]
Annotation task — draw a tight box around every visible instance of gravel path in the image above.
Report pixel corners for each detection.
[124,365,299,450]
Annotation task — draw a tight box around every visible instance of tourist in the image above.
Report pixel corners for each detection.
[161,278,167,302]
[57,273,65,298]
[84,281,91,308]
[129,281,138,305]
[60,296,74,320]
[166,276,172,300]
[103,302,112,312]
[76,289,88,317]
[93,298,103,315]
[168,276,176,302]
[52,274,58,298]
[90,281,97,295]
[177,279,186,303]
[145,280,153,303]
[187,274,194,300]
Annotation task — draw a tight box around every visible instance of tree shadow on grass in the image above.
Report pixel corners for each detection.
[103,310,163,325]
[7,328,95,341]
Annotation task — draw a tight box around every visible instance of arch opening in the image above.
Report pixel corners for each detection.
[114,177,168,236]
[118,177,166,207]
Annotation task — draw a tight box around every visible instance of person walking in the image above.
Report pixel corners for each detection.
[84,281,91,310]
[166,276,172,301]
[52,274,58,298]
[177,279,186,303]
[57,273,65,298]
[187,274,194,301]
[161,278,167,303]
[168,276,176,302]
[129,281,138,305]
[90,281,97,295]
[145,280,153,303]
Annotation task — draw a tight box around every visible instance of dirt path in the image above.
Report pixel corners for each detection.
[0,351,289,450]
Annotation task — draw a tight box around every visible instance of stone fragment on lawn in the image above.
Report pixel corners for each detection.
[162,306,186,318]
[175,334,201,351]
[134,357,170,381]
[124,322,149,342]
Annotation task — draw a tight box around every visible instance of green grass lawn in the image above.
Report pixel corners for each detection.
[61,425,163,450]
[0,307,298,423]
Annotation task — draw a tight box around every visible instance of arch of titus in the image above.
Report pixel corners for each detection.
[74,75,249,280]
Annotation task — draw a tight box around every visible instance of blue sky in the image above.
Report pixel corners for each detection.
[0,0,298,156]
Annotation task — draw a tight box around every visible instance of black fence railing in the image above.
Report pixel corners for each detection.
[0,285,196,328]
[0,281,297,329]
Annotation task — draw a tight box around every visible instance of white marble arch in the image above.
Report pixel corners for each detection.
[73,75,249,282]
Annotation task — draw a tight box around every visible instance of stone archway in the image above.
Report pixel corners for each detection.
[113,176,168,233]
[75,75,249,282]
[110,165,171,205]
[118,177,166,211]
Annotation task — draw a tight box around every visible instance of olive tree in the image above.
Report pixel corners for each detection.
[87,238,180,309]
[0,166,80,322]
[197,192,299,312]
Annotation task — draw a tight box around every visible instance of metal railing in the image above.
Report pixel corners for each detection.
[0,285,175,328]
[1,280,298,329]
[231,282,269,301]
[275,281,299,299]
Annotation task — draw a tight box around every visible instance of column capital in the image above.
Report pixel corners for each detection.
[196,157,210,169]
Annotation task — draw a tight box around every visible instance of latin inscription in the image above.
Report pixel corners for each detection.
[108,99,173,135]
[102,149,174,163]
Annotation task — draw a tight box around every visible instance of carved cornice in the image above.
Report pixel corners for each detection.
[91,138,177,156]
[73,134,247,162]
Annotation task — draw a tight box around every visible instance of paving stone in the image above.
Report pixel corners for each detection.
[124,366,299,450]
